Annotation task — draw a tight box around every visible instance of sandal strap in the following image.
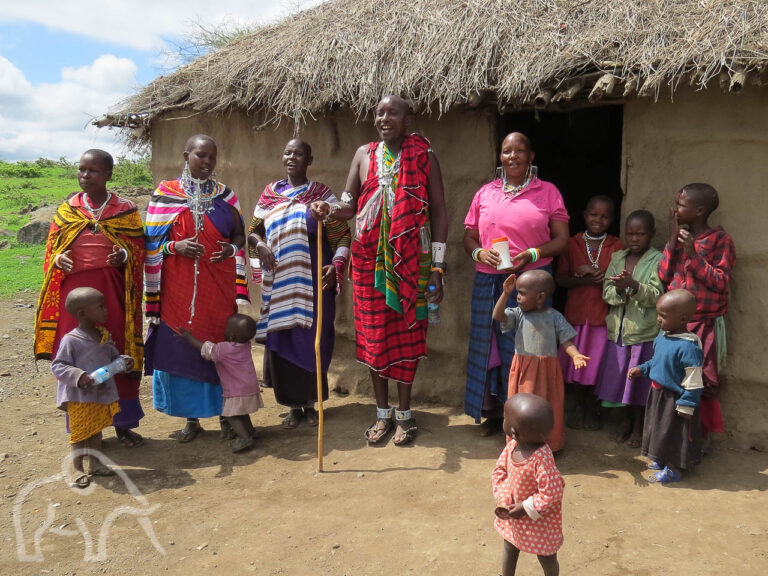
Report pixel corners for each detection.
[395,409,411,421]
[377,406,394,420]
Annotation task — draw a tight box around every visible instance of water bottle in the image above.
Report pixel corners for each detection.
[90,356,128,385]
[427,285,440,325]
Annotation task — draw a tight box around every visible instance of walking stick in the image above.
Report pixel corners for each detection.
[315,220,325,472]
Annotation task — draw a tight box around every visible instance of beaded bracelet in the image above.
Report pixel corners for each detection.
[430,267,445,275]
[471,247,484,262]
[162,241,176,256]
[527,247,540,263]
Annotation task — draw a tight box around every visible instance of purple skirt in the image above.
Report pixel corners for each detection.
[595,339,653,406]
[558,324,607,386]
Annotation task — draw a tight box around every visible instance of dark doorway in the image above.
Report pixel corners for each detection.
[497,105,624,310]
[498,105,624,236]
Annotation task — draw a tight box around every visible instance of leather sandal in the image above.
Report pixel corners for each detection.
[282,408,302,429]
[175,420,202,443]
[393,419,418,446]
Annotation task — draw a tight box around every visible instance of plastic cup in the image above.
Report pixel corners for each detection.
[491,237,514,270]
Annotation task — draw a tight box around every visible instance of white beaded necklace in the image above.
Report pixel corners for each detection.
[584,231,607,269]
[83,192,112,231]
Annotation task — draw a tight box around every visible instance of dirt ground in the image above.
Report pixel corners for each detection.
[1,296,767,576]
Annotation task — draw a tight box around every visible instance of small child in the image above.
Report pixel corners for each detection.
[493,269,589,453]
[658,183,735,439]
[629,289,704,483]
[180,313,263,453]
[556,195,623,431]
[492,393,565,576]
[51,287,134,488]
[597,210,663,448]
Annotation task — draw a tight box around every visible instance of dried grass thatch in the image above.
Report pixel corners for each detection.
[100,0,768,144]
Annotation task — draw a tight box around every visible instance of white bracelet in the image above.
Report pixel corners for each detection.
[230,243,239,258]
[119,247,129,262]
[256,241,268,250]
[431,241,446,264]
[340,191,353,204]
[326,203,341,219]
[53,253,64,268]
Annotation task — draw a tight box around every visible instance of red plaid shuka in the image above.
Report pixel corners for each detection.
[659,226,734,435]
[351,134,431,384]
[658,227,735,320]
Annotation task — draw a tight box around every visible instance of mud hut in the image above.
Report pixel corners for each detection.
[99,0,768,446]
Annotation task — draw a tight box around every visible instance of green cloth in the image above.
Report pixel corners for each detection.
[603,248,663,346]
[373,145,429,321]
[714,315,727,371]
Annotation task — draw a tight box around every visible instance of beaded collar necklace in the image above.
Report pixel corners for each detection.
[584,231,607,268]
[501,165,537,197]
[83,192,112,232]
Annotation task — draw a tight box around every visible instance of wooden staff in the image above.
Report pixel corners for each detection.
[315,220,325,472]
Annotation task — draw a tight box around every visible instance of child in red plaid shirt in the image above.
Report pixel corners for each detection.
[658,183,735,438]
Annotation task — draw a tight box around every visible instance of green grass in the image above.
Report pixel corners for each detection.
[0,156,152,297]
[0,244,45,297]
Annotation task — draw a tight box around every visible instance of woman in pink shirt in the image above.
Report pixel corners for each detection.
[463,132,570,435]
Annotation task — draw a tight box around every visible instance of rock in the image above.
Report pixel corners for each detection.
[16,220,50,245]
[0,240,9,250]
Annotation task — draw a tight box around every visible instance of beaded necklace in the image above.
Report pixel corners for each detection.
[179,166,218,325]
[502,173,533,197]
[376,142,400,211]
[83,192,112,232]
[584,231,607,269]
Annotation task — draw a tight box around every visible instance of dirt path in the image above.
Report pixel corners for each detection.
[1,296,767,575]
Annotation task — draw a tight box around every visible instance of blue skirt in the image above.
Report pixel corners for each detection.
[464,266,552,422]
[152,370,223,418]
[464,272,516,422]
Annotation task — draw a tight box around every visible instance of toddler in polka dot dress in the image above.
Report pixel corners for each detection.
[492,393,564,576]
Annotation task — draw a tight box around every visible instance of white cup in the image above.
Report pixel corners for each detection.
[491,237,514,270]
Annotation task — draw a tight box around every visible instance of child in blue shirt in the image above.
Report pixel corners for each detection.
[629,289,703,483]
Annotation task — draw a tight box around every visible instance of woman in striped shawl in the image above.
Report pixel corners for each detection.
[144,134,249,442]
[248,139,350,429]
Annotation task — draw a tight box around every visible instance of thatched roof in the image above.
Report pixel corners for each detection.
[100,0,768,143]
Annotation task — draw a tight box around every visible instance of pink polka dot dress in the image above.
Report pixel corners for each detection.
[492,440,565,556]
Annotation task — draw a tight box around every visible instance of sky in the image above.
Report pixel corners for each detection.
[0,1,324,162]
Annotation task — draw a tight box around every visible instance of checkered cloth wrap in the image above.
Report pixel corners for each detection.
[351,134,431,383]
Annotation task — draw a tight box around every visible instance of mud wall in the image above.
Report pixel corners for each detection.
[149,107,497,406]
[621,86,768,447]
[149,87,768,446]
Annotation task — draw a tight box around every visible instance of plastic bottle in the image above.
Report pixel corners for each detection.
[427,285,440,325]
[90,356,128,385]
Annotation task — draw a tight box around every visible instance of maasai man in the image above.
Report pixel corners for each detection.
[312,95,448,446]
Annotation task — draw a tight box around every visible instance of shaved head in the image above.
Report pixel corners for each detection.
[680,183,719,216]
[378,94,413,115]
[81,149,114,171]
[502,131,533,152]
[517,269,555,298]
[504,393,554,443]
[185,134,217,152]
[659,289,697,317]
[65,287,104,317]
[286,138,312,157]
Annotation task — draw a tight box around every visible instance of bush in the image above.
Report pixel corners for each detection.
[0,161,43,178]
[112,156,153,187]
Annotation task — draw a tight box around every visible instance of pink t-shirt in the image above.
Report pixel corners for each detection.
[464,178,569,274]
[204,341,261,398]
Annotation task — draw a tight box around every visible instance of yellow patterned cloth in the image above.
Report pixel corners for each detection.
[68,401,120,444]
